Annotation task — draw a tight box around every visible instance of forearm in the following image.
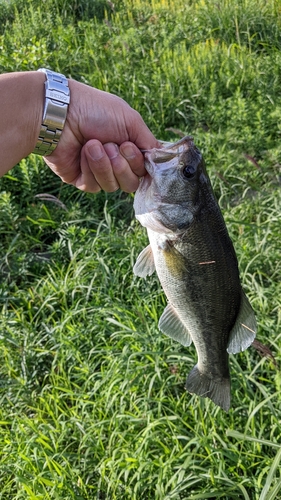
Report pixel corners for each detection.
[0,71,44,176]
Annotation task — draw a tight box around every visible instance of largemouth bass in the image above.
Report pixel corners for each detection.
[133,136,256,411]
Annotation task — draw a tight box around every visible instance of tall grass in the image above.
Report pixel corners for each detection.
[0,0,281,498]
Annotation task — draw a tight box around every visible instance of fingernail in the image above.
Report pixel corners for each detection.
[104,143,119,159]
[121,144,136,159]
[88,143,104,160]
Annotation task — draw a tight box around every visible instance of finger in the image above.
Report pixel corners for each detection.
[84,140,119,192]
[103,142,140,193]
[119,142,146,178]
[75,147,102,193]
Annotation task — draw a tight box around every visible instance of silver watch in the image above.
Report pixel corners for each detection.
[33,68,70,156]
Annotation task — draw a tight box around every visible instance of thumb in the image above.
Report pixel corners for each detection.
[125,110,161,150]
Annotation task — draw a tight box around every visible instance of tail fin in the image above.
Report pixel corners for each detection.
[186,365,231,411]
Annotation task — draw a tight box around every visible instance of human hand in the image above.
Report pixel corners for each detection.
[44,80,160,193]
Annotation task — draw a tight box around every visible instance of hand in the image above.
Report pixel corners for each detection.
[44,80,160,193]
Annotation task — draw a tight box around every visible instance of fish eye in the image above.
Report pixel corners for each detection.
[182,164,196,179]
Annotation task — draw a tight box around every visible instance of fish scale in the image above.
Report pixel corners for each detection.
[133,136,257,411]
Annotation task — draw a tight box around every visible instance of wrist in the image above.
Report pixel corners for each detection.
[33,69,70,156]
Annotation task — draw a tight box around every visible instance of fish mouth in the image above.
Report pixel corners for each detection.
[143,136,195,174]
[134,135,195,219]
[135,135,195,214]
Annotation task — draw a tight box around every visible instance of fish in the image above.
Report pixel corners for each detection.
[133,136,257,411]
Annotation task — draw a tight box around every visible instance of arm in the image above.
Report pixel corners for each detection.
[0,71,160,192]
[0,71,44,175]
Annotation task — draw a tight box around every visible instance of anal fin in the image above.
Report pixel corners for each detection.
[227,290,257,354]
[158,303,192,347]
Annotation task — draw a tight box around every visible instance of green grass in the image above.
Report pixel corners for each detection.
[0,0,281,498]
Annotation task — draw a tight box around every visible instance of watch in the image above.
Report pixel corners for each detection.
[33,68,70,156]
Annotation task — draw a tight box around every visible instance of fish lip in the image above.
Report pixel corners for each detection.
[135,172,153,202]
[134,172,162,217]
[139,171,152,186]
[138,173,162,203]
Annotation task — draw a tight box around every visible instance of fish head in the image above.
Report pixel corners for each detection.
[134,136,210,234]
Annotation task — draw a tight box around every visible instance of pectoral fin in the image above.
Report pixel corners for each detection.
[133,245,155,277]
[227,291,257,354]
[159,303,193,347]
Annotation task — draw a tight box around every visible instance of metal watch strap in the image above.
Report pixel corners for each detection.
[33,68,70,156]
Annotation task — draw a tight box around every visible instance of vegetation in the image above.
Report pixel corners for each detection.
[0,0,281,498]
